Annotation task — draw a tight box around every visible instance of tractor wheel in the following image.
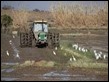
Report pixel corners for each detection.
[55,33,60,47]
[52,33,60,48]
[25,33,29,47]
[47,32,53,48]
[47,32,60,48]
[20,33,28,47]
[20,32,33,47]
[27,31,33,47]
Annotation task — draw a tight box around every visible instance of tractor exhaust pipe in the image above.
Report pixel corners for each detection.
[42,19,44,32]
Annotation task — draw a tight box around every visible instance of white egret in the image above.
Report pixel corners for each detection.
[69,58,72,62]
[81,47,86,52]
[85,49,88,52]
[55,47,57,50]
[6,50,9,56]
[53,51,56,55]
[16,53,20,59]
[60,46,63,50]
[12,35,15,38]
[78,47,81,51]
[72,55,76,61]
[103,54,108,59]
[98,51,102,58]
[94,50,99,60]
[64,53,67,56]
[9,40,12,44]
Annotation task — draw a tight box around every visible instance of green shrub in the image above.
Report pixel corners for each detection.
[1,14,13,28]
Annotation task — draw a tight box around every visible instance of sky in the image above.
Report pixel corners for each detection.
[1,1,107,11]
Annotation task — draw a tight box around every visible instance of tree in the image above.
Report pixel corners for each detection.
[2,5,14,10]
[1,14,13,29]
[33,8,40,12]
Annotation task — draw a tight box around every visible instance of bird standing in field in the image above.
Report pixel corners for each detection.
[81,47,86,52]
[64,53,67,56]
[12,35,15,38]
[98,51,102,58]
[94,50,100,60]
[103,54,108,60]
[74,44,78,50]
[78,47,81,51]
[69,58,72,62]
[9,40,12,44]
[16,53,20,59]
[103,54,106,59]
[6,50,9,56]
[72,55,76,61]
[55,47,57,50]
[85,49,88,52]
[53,51,56,55]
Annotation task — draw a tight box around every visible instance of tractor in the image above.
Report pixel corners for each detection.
[20,20,60,48]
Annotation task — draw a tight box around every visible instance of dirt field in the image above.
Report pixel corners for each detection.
[1,29,108,81]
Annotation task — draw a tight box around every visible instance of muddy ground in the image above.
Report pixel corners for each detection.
[1,29,108,81]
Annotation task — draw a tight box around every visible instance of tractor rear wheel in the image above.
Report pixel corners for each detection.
[28,31,33,47]
[20,33,28,47]
[20,31,33,47]
[47,32,60,48]
[52,33,60,48]
[47,32,53,48]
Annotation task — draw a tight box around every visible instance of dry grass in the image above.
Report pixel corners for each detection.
[17,60,56,67]
[1,2,108,30]
[68,61,108,68]
[12,10,29,32]
[50,2,108,29]
[1,9,29,32]
[1,9,51,31]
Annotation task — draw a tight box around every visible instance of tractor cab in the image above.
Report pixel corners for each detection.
[32,20,48,44]
[33,20,48,33]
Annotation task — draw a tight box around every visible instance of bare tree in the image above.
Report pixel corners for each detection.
[2,5,14,10]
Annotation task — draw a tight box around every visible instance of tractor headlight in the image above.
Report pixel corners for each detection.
[39,37,41,39]
[44,37,47,39]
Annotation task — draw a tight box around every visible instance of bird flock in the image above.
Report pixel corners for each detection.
[53,44,108,61]
[93,50,108,60]
[69,55,76,62]
[9,40,20,59]
[6,39,20,59]
[53,46,77,62]
[72,43,88,53]
[72,43,108,60]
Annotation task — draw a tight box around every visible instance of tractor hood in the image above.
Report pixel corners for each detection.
[38,32,47,40]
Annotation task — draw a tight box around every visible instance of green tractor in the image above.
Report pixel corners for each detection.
[20,20,60,48]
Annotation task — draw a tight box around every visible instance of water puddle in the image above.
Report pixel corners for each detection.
[42,71,71,80]
[23,70,86,81]
[1,77,19,81]
[1,68,14,73]
[41,70,85,80]
[23,70,97,81]
[43,71,71,77]
[1,62,19,73]
[74,76,96,81]
[2,62,19,66]
[1,69,6,72]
